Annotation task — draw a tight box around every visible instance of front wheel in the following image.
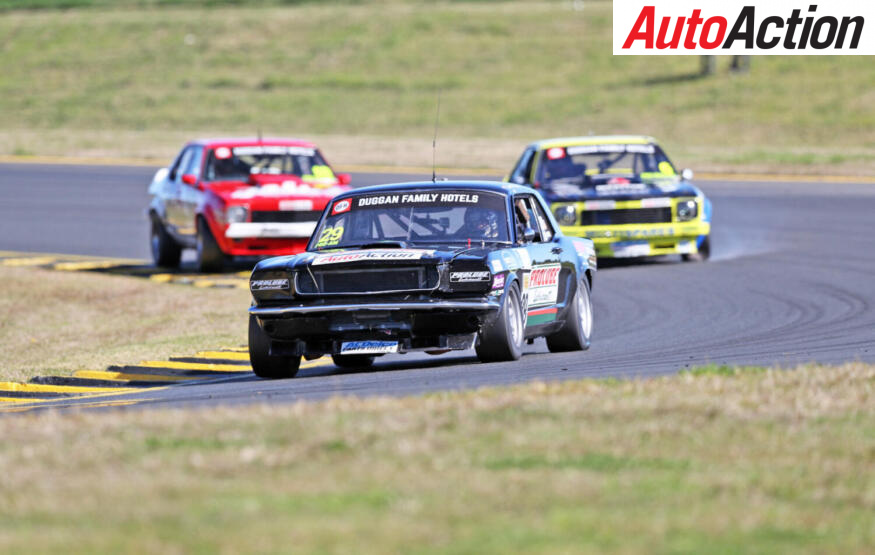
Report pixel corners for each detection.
[476,283,524,362]
[249,314,301,379]
[196,217,227,273]
[150,215,181,268]
[546,277,593,353]
[682,237,710,262]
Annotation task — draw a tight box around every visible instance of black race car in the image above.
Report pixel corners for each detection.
[247,181,598,379]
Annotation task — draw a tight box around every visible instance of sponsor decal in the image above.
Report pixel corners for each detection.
[280,199,314,211]
[215,147,232,159]
[611,241,652,258]
[513,248,532,270]
[331,199,352,215]
[640,197,673,208]
[230,183,346,199]
[450,271,492,283]
[547,147,566,160]
[585,228,675,239]
[232,146,316,156]
[355,192,480,207]
[595,183,650,195]
[250,278,289,291]
[340,340,399,355]
[614,1,872,55]
[567,144,655,155]
[490,259,503,273]
[492,273,506,290]
[527,264,561,308]
[583,200,617,210]
[311,249,434,266]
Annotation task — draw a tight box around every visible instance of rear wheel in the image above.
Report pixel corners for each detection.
[150,215,181,268]
[331,354,376,369]
[683,236,711,262]
[196,217,226,273]
[476,283,524,362]
[546,277,592,353]
[249,314,301,379]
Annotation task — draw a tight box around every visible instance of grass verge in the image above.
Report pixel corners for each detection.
[0,265,249,383]
[1,1,873,174]
[1,363,873,552]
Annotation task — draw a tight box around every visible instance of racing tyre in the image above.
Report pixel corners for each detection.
[683,237,710,262]
[196,217,226,273]
[476,282,524,362]
[546,277,593,353]
[249,314,301,379]
[331,354,376,369]
[150,215,182,268]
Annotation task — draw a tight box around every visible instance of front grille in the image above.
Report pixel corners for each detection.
[251,210,322,223]
[297,266,439,294]
[580,208,672,226]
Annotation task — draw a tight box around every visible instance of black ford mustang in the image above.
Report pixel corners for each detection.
[247,181,598,378]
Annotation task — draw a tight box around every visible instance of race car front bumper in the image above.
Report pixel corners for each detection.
[251,297,501,356]
[561,221,711,258]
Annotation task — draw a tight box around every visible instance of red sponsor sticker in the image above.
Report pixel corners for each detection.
[331,199,351,215]
[547,147,566,160]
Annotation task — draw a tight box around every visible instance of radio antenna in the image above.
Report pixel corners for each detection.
[432,90,441,183]
[257,128,263,143]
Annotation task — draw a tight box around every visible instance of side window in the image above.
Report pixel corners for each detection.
[184,146,203,179]
[509,148,535,184]
[170,147,193,182]
[530,198,555,242]
[513,195,543,244]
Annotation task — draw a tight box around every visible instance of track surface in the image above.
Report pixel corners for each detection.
[2,162,874,409]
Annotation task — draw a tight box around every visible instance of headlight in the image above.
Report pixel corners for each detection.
[553,205,577,226]
[676,200,698,222]
[226,205,249,224]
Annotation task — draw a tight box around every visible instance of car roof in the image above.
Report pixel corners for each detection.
[189,137,318,149]
[529,135,657,150]
[335,180,535,198]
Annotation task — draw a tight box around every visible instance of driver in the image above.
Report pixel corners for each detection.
[462,207,501,239]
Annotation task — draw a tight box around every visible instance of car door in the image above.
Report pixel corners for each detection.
[165,146,194,234]
[513,194,562,332]
[177,145,204,240]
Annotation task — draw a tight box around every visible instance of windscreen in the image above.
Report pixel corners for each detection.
[310,190,510,250]
[203,145,332,181]
[536,144,676,187]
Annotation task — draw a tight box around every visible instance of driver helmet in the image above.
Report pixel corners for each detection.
[464,207,500,239]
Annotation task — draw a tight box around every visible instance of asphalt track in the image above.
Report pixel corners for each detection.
[2,162,874,410]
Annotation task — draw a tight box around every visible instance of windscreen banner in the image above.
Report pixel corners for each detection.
[614,1,873,55]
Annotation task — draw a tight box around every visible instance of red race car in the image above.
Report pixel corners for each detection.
[147,138,351,272]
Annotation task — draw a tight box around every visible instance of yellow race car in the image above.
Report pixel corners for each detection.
[506,135,711,261]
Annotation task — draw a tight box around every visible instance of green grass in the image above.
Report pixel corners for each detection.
[0,1,873,173]
[1,363,873,552]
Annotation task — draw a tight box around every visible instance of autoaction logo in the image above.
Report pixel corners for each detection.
[614,1,873,54]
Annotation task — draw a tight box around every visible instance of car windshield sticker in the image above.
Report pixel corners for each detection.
[232,146,316,156]
[314,226,344,248]
[215,147,232,159]
[356,192,480,207]
[331,199,352,215]
[566,144,655,156]
[527,264,561,308]
[547,147,566,160]
[311,249,434,266]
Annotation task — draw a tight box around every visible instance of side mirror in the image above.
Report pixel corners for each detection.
[523,227,537,243]
[681,168,694,181]
[336,173,351,186]
[181,174,197,186]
